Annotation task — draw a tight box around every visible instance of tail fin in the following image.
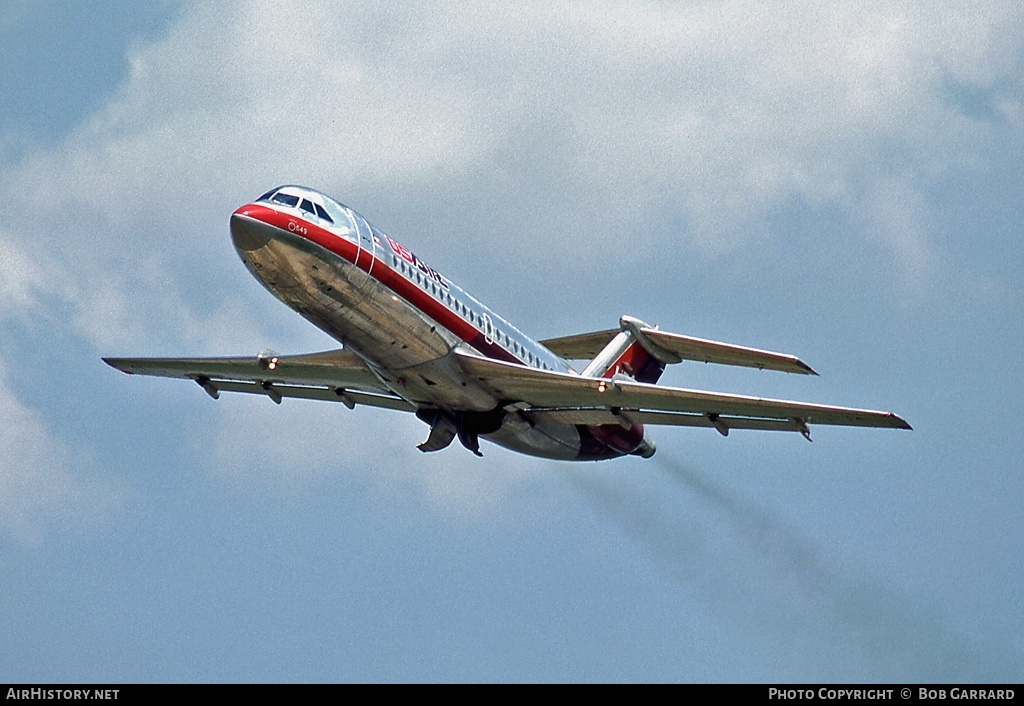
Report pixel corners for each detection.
[580,316,667,384]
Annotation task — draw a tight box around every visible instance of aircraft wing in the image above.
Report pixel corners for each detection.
[455,351,910,437]
[103,349,415,412]
[541,326,817,375]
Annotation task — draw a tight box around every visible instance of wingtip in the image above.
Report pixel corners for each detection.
[102,357,131,374]
[795,359,819,376]
[888,412,912,430]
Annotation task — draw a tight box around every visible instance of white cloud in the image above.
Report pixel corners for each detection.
[0,2,1017,511]
[193,391,553,521]
[0,227,67,318]
[194,395,408,488]
[0,1,1021,392]
[860,177,938,301]
[0,362,125,544]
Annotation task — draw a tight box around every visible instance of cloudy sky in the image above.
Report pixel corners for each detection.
[1,0,1022,682]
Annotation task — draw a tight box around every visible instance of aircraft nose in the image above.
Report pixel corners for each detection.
[230,212,276,252]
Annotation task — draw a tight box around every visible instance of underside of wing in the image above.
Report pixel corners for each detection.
[455,351,910,436]
[103,349,414,412]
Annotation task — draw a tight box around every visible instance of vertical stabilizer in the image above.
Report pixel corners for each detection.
[580,316,667,384]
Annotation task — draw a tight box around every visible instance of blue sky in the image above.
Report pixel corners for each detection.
[1,1,1022,682]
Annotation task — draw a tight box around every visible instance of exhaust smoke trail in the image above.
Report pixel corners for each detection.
[570,454,1009,681]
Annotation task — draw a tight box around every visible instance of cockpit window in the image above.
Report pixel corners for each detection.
[272,192,300,207]
[319,199,354,233]
[257,185,354,233]
[314,203,333,223]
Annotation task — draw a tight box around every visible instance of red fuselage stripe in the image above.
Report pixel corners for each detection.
[236,204,523,366]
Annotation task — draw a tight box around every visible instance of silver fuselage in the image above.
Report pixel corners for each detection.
[230,186,644,460]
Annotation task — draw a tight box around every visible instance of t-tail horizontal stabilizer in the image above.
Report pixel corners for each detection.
[540,316,818,376]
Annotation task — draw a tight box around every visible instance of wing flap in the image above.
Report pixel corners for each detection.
[456,350,910,431]
[200,380,414,411]
[526,408,802,432]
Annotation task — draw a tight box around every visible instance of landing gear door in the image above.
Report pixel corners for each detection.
[349,210,377,288]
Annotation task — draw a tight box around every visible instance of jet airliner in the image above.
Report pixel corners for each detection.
[104,185,910,461]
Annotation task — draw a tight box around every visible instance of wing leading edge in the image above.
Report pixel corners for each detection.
[103,349,414,412]
[455,351,910,438]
